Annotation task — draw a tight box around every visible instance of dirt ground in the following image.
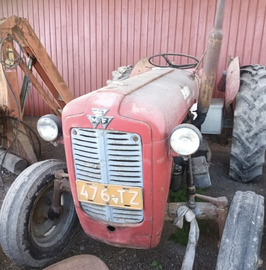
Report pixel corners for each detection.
[0,120,265,270]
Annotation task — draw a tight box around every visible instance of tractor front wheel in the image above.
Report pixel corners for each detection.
[0,159,78,268]
[216,191,264,270]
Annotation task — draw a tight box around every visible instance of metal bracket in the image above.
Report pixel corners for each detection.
[195,193,228,243]
[50,170,70,216]
[165,194,229,243]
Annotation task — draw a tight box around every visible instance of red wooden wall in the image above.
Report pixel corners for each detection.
[0,0,266,116]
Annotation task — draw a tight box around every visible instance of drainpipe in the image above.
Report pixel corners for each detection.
[193,0,226,128]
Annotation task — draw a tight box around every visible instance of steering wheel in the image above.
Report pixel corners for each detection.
[148,53,199,69]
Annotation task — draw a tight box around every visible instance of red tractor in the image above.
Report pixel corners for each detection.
[0,0,265,269]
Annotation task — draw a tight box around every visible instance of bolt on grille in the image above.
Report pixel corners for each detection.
[71,128,144,224]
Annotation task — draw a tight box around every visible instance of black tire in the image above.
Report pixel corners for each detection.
[0,159,78,268]
[229,65,266,182]
[216,191,264,270]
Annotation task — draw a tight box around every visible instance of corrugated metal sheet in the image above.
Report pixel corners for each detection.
[0,0,266,116]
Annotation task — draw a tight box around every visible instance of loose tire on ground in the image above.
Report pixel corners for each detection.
[0,159,78,268]
[216,191,264,270]
[229,65,266,182]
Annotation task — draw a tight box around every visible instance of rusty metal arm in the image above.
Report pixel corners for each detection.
[17,51,61,115]
[0,16,74,116]
[165,194,228,242]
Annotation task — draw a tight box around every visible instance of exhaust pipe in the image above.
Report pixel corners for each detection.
[193,0,226,128]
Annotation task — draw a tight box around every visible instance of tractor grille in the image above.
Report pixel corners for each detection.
[71,128,144,224]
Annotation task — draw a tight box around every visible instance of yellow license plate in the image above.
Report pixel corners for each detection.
[76,180,143,210]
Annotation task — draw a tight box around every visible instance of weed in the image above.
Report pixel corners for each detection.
[151,260,163,269]
[99,254,108,263]
[169,187,209,202]
[169,188,187,202]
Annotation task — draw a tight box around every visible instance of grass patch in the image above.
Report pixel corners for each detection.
[169,187,209,203]
[169,188,187,202]
[169,221,190,246]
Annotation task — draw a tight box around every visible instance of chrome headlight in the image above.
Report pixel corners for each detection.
[170,124,202,156]
[37,114,62,142]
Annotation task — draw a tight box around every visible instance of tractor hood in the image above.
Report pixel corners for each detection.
[63,68,199,142]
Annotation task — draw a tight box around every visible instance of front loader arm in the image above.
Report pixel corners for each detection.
[0,15,74,117]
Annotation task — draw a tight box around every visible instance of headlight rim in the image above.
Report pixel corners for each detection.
[37,114,62,142]
[170,123,202,156]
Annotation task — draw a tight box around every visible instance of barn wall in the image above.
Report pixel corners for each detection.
[0,0,265,116]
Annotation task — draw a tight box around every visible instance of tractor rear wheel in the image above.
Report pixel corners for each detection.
[216,191,264,270]
[229,65,266,182]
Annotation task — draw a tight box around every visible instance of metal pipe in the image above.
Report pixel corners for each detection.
[49,170,71,219]
[50,178,63,216]
[20,56,34,115]
[193,0,226,128]
[186,158,196,209]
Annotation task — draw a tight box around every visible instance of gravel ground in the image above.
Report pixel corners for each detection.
[0,120,265,270]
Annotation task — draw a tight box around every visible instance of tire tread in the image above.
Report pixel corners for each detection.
[229,65,266,182]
